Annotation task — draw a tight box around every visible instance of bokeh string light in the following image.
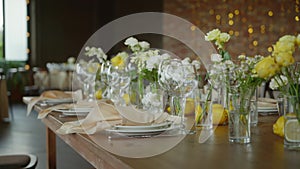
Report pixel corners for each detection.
[163,0,300,60]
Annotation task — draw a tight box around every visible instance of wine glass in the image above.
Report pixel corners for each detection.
[75,60,99,101]
[158,59,198,133]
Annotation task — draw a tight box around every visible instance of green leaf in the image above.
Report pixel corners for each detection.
[223,51,231,60]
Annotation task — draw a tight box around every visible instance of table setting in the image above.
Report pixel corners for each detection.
[25,32,300,156]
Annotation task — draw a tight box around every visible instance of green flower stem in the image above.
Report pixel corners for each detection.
[196,85,212,124]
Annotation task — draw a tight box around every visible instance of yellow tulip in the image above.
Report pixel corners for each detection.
[254,56,279,79]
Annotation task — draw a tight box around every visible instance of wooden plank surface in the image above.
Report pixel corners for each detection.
[25,97,300,169]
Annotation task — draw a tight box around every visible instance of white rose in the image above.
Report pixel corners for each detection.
[145,55,160,71]
[269,75,288,90]
[124,37,138,47]
[238,54,246,60]
[67,57,75,64]
[161,53,171,60]
[205,29,221,41]
[182,57,191,65]
[211,54,222,62]
[192,60,201,70]
[219,32,230,43]
[269,78,279,90]
[139,41,150,50]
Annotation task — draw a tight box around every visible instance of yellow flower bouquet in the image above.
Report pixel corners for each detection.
[255,34,300,122]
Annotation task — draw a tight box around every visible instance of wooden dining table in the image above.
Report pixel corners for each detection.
[23,97,300,169]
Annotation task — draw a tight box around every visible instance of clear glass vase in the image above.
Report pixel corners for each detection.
[193,87,213,129]
[129,76,160,109]
[284,95,300,150]
[228,88,255,144]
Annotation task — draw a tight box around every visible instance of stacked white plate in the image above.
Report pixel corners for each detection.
[42,98,74,105]
[257,98,278,114]
[54,107,93,116]
[106,121,177,136]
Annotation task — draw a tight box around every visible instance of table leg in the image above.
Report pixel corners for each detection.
[46,126,56,169]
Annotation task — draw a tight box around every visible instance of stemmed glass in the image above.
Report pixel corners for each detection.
[158,59,198,133]
[75,60,99,101]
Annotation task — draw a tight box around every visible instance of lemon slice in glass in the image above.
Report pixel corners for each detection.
[284,119,300,143]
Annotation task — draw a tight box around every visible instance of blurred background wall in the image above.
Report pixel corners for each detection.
[163,0,300,60]
[2,0,300,102]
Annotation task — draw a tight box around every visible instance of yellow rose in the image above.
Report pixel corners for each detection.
[254,56,279,79]
[274,52,295,67]
[111,55,125,68]
[278,35,296,44]
[272,41,295,54]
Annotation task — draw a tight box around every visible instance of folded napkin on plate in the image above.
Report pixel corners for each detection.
[56,101,179,135]
[258,97,277,103]
[27,90,82,116]
[56,101,121,134]
[257,97,277,109]
[37,101,94,119]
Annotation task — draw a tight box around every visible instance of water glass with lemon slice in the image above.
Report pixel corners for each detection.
[284,95,300,150]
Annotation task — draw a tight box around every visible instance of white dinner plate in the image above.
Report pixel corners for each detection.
[258,106,277,110]
[43,98,74,104]
[258,108,278,113]
[258,97,277,103]
[106,123,179,136]
[55,107,93,116]
[113,121,172,131]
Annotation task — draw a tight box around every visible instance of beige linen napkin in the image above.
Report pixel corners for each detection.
[257,97,277,109]
[56,101,178,135]
[27,90,82,116]
[56,101,122,134]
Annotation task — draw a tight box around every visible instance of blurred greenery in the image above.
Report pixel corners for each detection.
[0,59,28,92]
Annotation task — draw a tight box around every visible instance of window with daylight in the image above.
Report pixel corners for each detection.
[3,0,28,61]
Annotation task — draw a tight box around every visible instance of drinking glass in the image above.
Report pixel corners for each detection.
[284,95,300,150]
[107,64,131,106]
[99,62,111,99]
[75,61,99,101]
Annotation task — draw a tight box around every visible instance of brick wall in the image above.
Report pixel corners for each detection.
[163,0,300,63]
